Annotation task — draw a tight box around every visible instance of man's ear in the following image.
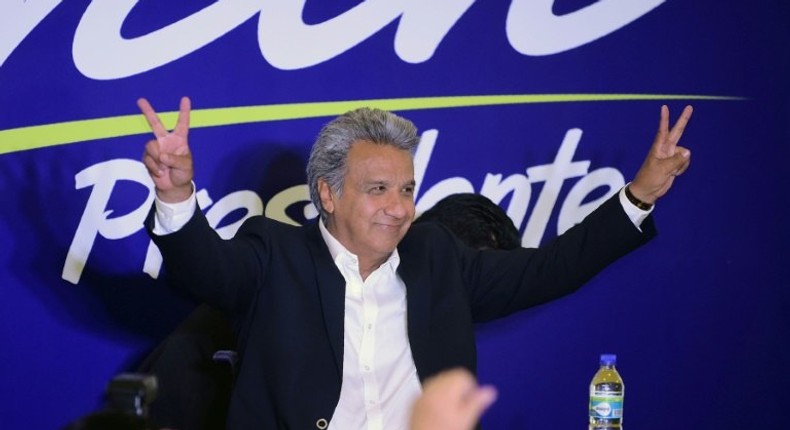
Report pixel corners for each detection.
[318,179,335,214]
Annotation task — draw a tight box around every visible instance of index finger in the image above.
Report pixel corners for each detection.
[462,386,497,418]
[649,105,670,154]
[657,104,669,136]
[137,97,168,138]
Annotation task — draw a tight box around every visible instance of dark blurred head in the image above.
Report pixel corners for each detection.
[415,193,520,250]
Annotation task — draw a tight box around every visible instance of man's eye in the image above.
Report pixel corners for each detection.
[402,186,415,194]
[370,185,387,193]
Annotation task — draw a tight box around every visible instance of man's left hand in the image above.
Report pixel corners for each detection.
[630,105,694,204]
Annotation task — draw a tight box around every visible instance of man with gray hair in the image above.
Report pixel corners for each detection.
[138,97,692,430]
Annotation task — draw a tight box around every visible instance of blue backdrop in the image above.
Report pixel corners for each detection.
[1,1,788,428]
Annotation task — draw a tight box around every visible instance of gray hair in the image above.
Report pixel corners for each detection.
[307,107,419,219]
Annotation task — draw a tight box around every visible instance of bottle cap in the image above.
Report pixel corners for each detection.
[600,354,617,365]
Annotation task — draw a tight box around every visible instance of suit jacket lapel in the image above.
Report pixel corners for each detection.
[398,238,431,382]
[305,222,345,378]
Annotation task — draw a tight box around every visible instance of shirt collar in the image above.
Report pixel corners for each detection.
[318,218,401,272]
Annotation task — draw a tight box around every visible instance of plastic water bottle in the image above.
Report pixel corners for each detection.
[589,354,624,429]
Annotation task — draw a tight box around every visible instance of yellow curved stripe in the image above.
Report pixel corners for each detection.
[0,93,743,155]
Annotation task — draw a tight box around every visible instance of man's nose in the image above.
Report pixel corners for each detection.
[384,192,411,219]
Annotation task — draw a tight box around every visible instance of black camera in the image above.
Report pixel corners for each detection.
[63,373,159,430]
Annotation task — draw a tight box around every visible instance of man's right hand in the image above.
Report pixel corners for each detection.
[138,96,194,203]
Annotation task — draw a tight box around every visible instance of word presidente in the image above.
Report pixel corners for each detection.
[4,0,664,78]
[62,126,626,284]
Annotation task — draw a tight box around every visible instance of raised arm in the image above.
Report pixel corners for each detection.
[629,105,694,204]
[138,96,194,203]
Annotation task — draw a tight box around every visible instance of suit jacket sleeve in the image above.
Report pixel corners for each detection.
[145,204,268,315]
[462,193,655,322]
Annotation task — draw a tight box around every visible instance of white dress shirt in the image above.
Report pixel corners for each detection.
[319,220,422,430]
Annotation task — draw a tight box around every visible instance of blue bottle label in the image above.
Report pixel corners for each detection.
[590,392,624,419]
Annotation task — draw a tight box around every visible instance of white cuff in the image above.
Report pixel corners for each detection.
[619,184,653,231]
[152,182,197,235]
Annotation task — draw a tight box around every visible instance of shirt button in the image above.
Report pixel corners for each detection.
[364,365,371,371]
[316,418,328,429]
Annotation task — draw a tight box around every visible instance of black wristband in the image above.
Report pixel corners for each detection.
[624,185,653,211]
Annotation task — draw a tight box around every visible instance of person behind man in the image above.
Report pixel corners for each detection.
[138,97,692,429]
[414,193,521,250]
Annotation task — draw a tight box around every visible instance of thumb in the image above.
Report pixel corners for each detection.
[662,147,690,174]
[675,148,691,176]
[669,147,691,176]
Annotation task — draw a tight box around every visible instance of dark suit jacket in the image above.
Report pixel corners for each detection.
[147,194,654,429]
